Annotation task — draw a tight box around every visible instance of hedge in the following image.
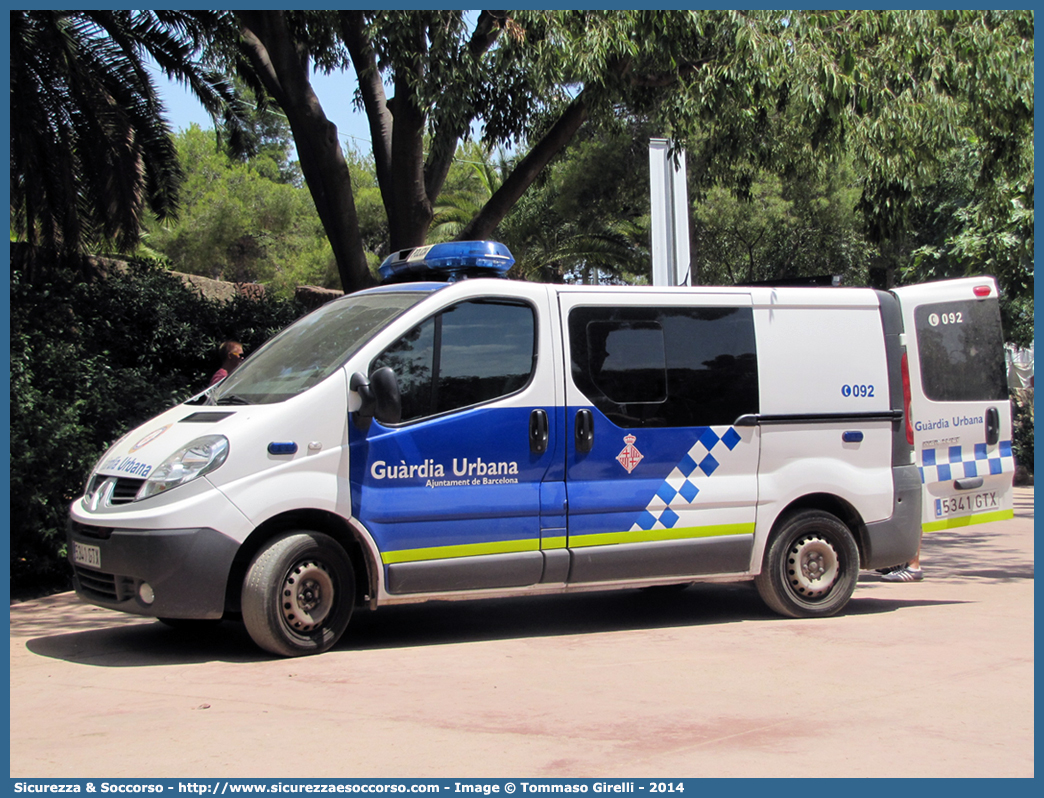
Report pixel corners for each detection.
[10,258,304,595]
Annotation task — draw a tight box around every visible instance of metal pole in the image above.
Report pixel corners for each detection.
[649,139,691,287]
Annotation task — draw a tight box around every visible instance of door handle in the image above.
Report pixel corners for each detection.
[575,409,594,453]
[985,406,1000,446]
[529,409,549,454]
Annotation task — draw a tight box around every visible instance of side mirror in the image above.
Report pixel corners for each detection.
[370,367,401,425]
[350,368,401,426]
[349,371,376,421]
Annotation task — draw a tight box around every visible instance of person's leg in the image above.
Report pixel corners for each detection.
[882,545,923,581]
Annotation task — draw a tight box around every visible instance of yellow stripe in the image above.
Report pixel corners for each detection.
[568,523,755,549]
[381,537,540,565]
[922,508,1014,533]
[380,524,754,564]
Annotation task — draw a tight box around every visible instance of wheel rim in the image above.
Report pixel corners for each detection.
[281,559,335,633]
[785,534,840,599]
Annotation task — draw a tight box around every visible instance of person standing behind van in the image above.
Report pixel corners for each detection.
[209,341,244,386]
[880,548,924,582]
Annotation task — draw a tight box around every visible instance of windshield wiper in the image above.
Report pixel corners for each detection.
[215,394,251,405]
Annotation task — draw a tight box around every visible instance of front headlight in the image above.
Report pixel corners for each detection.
[138,435,230,501]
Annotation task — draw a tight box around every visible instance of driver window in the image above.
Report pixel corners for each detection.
[373,300,536,423]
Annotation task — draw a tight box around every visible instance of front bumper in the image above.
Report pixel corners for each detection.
[67,520,241,619]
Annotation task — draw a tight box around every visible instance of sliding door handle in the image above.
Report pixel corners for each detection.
[529,409,549,454]
[575,409,594,453]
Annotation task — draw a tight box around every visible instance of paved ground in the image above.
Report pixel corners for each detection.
[10,488,1034,778]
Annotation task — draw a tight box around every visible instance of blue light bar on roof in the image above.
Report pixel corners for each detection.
[378,241,515,283]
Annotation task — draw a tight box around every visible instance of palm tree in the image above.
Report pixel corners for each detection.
[10,10,240,258]
[430,144,510,243]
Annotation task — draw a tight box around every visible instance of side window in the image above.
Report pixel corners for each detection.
[372,318,436,422]
[569,306,758,428]
[586,321,667,404]
[374,300,536,423]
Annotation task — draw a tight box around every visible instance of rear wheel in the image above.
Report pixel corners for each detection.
[241,531,355,657]
[755,510,859,618]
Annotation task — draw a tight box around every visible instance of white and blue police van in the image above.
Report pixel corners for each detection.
[68,241,1015,656]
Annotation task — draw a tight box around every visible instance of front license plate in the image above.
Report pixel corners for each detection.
[73,541,101,569]
[935,490,999,518]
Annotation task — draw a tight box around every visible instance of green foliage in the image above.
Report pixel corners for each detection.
[345,146,390,266]
[692,161,874,286]
[219,79,305,188]
[902,144,1034,348]
[431,142,511,243]
[9,10,241,256]
[498,126,652,284]
[9,257,303,593]
[1011,391,1034,478]
[144,125,338,292]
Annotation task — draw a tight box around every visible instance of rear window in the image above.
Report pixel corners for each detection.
[914,299,1008,402]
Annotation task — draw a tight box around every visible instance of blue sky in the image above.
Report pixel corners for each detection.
[153,65,374,155]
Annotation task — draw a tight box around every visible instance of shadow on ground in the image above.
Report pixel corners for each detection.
[22,579,967,668]
[919,527,1035,584]
[18,488,1031,667]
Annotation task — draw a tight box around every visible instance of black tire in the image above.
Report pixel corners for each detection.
[755,510,860,618]
[241,531,355,657]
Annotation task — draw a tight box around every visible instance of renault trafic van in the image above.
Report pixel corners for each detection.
[68,242,1014,655]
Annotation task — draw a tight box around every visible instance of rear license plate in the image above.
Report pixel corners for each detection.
[73,541,101,569]
[935,490,999,518]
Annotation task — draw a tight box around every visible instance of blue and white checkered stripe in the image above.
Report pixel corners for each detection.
[632,427,743,531]
[919,440,1014,484]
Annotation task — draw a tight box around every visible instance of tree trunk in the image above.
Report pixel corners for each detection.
[237,11,374,293]
[344,11,504,252]
[422,11,505,206]
[457,94,590,241]
[341,11,396,234]
[388,64,432,249]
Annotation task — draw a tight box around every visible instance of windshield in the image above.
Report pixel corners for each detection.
[210,291,429,404]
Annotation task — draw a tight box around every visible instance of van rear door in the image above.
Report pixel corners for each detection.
[892,277,1014,532]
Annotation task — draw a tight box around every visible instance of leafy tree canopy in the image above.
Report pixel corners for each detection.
[226,10,1031,294]
[9,10,244,256]
[11,9,1032,302]
[144,125,338,293]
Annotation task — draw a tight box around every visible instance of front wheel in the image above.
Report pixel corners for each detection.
[241,531,355,657]
[755,510,859,618]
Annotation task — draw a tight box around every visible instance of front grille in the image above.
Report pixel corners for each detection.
[69,520,114,540]
[111,478,145,504]
[86,475,145,506]
[74,566,135,602]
